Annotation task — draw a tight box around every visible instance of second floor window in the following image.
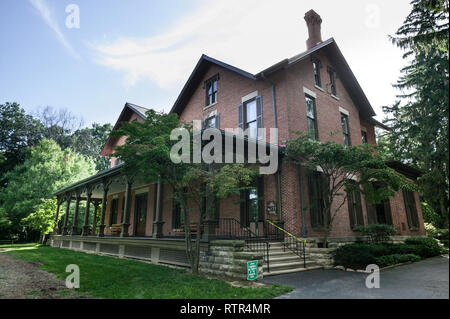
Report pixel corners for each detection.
[341,113,350,146]
[305,95,318,140]
[238,96,262,139]
[205,75,218,107]
[328,67,337,96]
[312,59,321,87]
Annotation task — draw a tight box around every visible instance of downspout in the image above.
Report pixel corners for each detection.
[261,72,282,220]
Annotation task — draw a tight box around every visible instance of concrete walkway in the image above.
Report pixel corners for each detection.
[263,255,449,299]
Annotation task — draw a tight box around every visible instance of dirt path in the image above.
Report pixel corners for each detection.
[0,250,83,299]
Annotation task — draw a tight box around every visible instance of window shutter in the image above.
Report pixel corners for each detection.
[383,199,393,225]
[257,177,265,221]
[355,191,364,226]
[410,193,419,228]
[348,192,356,229]
[320,173,328,226]
[256,96,263,138]
[402,190,413,228]
[403,190,419,229]
[238,104,244,130]
[215,114,220,129]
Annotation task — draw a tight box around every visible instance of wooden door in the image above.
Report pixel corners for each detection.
[134,193,147,236]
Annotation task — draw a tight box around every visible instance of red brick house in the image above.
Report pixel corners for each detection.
[50,10,425,273]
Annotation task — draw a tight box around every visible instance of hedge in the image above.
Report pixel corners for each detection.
[333,237,442,269]
[375,254,420,268]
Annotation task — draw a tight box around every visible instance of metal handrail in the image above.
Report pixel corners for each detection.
[214,218,271,272]
[265,219,307,268]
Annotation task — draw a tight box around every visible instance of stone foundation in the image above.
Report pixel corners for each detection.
[307,247,334,268]
[199,240,264,280]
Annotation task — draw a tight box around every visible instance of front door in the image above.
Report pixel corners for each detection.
[134,193,147,236]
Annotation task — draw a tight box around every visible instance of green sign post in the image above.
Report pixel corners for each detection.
[247,260,258,281]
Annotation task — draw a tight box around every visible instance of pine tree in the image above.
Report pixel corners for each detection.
[381,0,449,226]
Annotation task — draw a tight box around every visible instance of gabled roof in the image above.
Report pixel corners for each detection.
[170,54,256,115]
[170,38,378,120]
[100,102,149,156]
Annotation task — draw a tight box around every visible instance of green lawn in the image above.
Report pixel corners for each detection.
[1,243,292,299]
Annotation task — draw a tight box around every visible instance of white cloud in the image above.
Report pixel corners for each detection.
[90,0,311,88]
[29,0,80,60]
[90,0,412,118]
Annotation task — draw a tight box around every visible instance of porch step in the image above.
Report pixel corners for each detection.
[263,260,317,272]
[264,265,323,277]
[246,240,320,275]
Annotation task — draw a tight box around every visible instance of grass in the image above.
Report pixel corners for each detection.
[1,243,292,299]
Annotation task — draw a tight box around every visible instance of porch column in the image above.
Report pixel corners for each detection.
[91,201,100,235]
[62,193,71,235]
[152,177,164,238]
[71,190,82,235]
[81,185,93,236]
[52,196,62,235]
[121,178,133,237]
[98,179,111,237]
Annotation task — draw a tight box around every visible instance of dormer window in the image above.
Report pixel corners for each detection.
[312,58,322,87]
[204,74,219,107]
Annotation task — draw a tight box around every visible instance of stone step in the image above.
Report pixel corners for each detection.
[269,255,305,263]
[268,251,301,258]
[264,265,323,276]
[263,260,316,272]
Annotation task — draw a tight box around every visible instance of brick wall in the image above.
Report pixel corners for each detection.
[99,47,424,239]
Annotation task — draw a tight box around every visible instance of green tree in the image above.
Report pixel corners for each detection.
[71,123,113,171]
[113,110,257,273]
[0,102,43,187]
[22,198,57,244]
[381,0,449,227]
[286,133,414,247]
[0,139,95,240]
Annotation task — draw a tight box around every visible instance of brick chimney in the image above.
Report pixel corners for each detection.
[304,9,323,50]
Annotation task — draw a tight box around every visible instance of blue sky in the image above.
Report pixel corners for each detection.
[0,0,412,127]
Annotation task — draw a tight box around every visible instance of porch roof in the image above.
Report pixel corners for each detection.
[52,163,124,196]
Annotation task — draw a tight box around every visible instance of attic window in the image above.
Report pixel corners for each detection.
[328,67,337,96]
[311,58,322,87]
[204,74,219,107]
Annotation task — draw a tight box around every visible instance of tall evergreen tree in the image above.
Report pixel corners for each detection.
[381,0,449,226]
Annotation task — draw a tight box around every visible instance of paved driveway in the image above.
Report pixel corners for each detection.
[263,255,449,299]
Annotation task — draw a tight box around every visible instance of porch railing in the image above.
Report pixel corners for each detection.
[265,219,307,268]
[214,218,271,272]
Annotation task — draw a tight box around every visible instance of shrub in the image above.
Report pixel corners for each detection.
[354,224,397,243]
[333,244,377,269]
[375,254,420,268]
[404,237,442,258]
